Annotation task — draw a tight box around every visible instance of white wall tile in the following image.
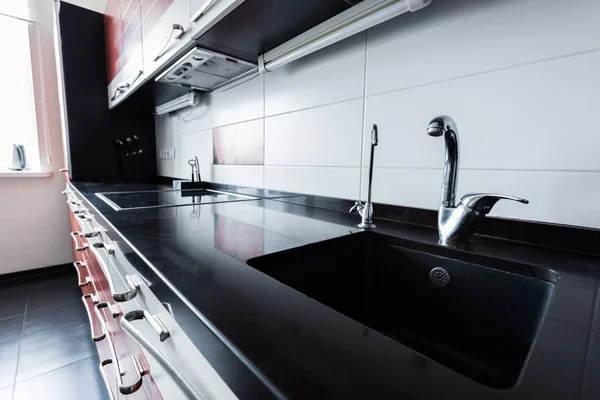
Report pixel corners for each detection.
[363,50,600,171]
[359,167,441,209]
[171,94,213,134]
[213,165,264,188]
[213,75,264,127]
[265,99,364,167]
[265,33,366,116]
[157,128,213,179]
[367,0,600,95]
[265,166,359,199]
[361,168,600,228]
[177,128,213,165]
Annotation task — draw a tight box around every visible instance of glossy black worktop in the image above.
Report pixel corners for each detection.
[71,181,600,399]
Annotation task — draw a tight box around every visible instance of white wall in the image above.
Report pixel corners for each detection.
[62,0,106,14]
[156,0,600,229]
[0,0,73,274]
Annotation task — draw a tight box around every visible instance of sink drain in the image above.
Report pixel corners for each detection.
[430,267,450,287]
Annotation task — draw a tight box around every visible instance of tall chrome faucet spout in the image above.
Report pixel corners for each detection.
[427,115,528,244]
[427,116,459,208]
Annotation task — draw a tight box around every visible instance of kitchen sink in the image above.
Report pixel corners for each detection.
[96,188,258,211]
[247,232,556,389]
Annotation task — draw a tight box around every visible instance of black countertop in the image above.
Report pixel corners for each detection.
[71,182,600,399]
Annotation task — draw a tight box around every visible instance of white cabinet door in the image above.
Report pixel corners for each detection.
[107,47,145,108]
[189,0,244,39]
[142,0,191,80]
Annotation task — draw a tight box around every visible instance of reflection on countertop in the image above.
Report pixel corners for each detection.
[71,181,600,400]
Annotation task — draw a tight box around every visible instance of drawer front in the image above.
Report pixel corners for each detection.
[66,185,237,400]
[66,191,162,399]
[142,0,191,80]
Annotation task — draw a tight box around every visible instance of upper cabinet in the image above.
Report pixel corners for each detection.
[106,0,145,107]
[189,0,244,39]
[141,0,191,80]
[103,0,433,109]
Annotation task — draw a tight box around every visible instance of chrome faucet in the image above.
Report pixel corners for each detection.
[350,124,378,229]
[427,116,529,244]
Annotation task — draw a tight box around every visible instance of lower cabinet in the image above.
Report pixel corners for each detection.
[67,203,162,400]
[64,185,239,400]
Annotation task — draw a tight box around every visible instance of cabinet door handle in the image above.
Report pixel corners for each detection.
[153,24,185,61]
[73,261,91,287]
[110,70,143,102]
[121,310,203,399]
[98,360,117,400]
[123,310,170,342]
[90,243,138,302]
[70,231,89,251]
[162,302,174,317]
[95,302,147,395]
[191,0,215,22]
[59,168,69,172]
[110,86,125,101]
[82,294,105,341]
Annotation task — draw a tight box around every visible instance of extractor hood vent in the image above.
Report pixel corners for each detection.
[155,47,256,91]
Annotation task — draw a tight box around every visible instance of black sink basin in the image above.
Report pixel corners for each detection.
[247,232,556,389]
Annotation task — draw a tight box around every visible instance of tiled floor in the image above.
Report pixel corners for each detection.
[0,270,108,400]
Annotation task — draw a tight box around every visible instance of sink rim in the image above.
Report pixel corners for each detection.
[95,188,259,211]
[248,231,559,284]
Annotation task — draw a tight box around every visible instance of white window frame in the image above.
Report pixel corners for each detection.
[0,2,56,178]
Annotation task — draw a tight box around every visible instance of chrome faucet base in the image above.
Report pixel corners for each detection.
[358,222,376,229]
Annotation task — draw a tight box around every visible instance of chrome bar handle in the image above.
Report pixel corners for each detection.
[153,24,185,61]
[162,302,174,317]
[191,0,216,22]
[121,311,203,400]
[110,70,143,102]
[95,302,147,395]
[110,86,125,101]
[122,70,143,89]
[99,360,117,400]
[82,294,105,342]
[90,243,138,302]
[122,310,170,342]
[70,231,89,251]
[73,261,90,287]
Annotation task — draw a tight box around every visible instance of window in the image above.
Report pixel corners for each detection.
[0,11,40,171]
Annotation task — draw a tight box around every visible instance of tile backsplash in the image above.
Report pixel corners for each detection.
[155,0,600,229]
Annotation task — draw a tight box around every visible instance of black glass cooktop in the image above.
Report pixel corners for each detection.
[95,189,258,211]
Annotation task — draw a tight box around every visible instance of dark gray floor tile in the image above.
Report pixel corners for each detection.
[0,283,28,319]
[0,342,20,389]
[26,273,80,312]
[23,301,87,339]
[16,323,95,383]
[0,314,24,346]
[13,356,109,400]
[0,386,13,400]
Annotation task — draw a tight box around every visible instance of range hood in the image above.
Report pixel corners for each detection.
[156,0,432,92]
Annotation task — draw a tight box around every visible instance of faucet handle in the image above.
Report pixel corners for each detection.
[349,201,365,214]
[460,193,529,215]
